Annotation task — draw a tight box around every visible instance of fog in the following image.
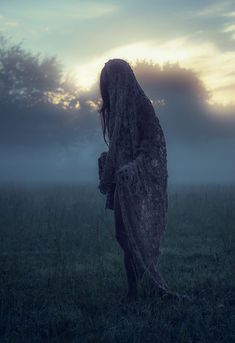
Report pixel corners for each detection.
[0,39,234,184]
[1,137,234,185]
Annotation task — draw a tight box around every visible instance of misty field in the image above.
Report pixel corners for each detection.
[0,183,234,343]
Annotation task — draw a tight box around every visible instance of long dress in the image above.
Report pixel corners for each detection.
[98,59,169,292]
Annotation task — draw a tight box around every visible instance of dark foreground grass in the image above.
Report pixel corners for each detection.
[0,182,234,342]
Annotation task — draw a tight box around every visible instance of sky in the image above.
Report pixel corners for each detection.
[1,0,235,105]
[0,0,234,183]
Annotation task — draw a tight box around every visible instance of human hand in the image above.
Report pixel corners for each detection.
[98,151,108,169]
[98,179,110,195]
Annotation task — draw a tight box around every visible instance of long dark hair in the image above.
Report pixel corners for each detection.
[98,67,110,147]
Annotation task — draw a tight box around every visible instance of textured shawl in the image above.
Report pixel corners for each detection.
[98,59,169,290]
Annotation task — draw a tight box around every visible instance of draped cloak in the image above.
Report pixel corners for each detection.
[98,59,169,290]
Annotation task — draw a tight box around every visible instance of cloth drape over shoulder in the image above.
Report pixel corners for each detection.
[98,59,169,290]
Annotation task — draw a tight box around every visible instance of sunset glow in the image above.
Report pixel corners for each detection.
[75,39,235,105]
[1,0,235,106]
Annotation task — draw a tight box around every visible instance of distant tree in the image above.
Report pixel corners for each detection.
[133,60,209,105]
[0,35,80,109]
[131,60,213,143]
[0,35,83,147]
[0,35,63,106]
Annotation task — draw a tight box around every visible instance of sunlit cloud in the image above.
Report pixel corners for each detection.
[222,24,235,39]
[223,24,235,32]
[75,37,209,89]
[1,1,235,106]
[223,11,235,17]
[197,2,233,17]
[211,84,235,105]
[74,38,235,105]
[75,61,101,91]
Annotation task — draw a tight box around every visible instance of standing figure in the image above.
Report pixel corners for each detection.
[97,59,177,300]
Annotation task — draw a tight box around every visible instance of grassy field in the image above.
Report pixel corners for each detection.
[0,182,234,342]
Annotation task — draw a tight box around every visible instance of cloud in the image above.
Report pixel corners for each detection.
[223,24,235,32]
[197,1,234,17]
[28,2,118,20]
[0,1,120,54]
[223,11,235,17]
[0,15,19,29]
[73,37,235,105]
[2,1,119,22]
[72,2,119,19]
[222,24,235,39]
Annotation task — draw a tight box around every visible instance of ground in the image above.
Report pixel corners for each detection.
[0,182,234,342]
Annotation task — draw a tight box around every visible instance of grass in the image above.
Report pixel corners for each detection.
[0,182,234,342]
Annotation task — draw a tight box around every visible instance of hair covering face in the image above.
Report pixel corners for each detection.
[98,58,169,291]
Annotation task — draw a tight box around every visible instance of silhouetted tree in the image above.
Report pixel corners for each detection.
[0,35,64,107]
[0,35,83,147]
[133,60,209,105]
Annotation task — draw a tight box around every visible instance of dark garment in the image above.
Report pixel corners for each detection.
[105,121,133,211]
[98,59,169,293]
[98,151,117,210]
[96,60,191,299]
[105,182,116,210]
[114,186,139,295]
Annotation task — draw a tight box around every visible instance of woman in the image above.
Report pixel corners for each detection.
[97,58,182,300]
